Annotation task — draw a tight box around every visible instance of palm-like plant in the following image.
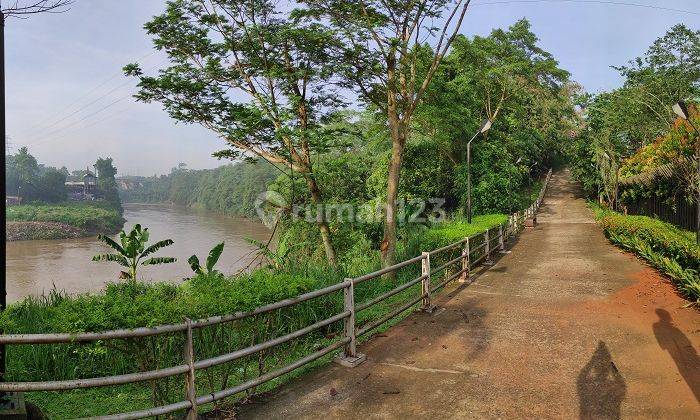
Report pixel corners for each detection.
[93,224,176,281]
[188,242,225,276]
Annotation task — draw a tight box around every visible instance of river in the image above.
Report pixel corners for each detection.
[5,203,271,303]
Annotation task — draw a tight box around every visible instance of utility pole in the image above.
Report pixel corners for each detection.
[0,4,73,413]
[1,10,6,392]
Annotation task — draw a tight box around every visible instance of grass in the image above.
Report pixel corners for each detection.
[5,202,124,236]
[2,215,507,418]
[590,203,700,303]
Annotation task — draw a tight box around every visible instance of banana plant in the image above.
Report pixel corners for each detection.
[245,238,309,269]
[92,224,176,281]
[188,242,225,276]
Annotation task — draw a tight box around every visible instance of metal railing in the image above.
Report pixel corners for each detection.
[0,169,553,419]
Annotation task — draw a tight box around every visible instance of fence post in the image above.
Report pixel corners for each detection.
[498,224,506,253]
[460,238,471,283]
[184,318,197,420]
[334,279,366,368]
[420,252,436,312]
[484,229,494,265]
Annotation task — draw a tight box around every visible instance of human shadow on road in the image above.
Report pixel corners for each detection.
[653,309,700,402]
[577,341,626,419]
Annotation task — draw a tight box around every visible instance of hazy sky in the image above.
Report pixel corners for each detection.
[5,0,699,176]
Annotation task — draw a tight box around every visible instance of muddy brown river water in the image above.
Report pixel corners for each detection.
[5,203,271,303]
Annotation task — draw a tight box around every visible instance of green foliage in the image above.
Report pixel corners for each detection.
[5,147,67,203]
[119,160,279,218]
[569,24,700,203]
[125,0,352,264]
[93,224,176,280]
[414,19,576,213]
[4,210,511,417]
[5,202,124,234]
[593,206,699,303]
[188,242,225,276]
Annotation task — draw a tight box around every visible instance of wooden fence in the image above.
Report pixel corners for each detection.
[0,170,553,419]
[622,196,696,231]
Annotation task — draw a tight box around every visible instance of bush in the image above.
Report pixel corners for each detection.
[414,215,508,251]
[593,206,700,303]
[5,202,124,234]
[597,211,699,270]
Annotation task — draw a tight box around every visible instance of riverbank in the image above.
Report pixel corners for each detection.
[6,221,86,241]
[2,215,506,418]
[5,202,124,241]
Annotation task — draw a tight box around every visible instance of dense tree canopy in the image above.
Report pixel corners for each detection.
[569,24,699,210]
[118,160,279,218]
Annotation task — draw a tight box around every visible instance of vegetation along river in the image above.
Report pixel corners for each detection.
[5,203,271,303]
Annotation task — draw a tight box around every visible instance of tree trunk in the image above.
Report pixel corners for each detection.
[305,174,337,266]
[381,119,406,269]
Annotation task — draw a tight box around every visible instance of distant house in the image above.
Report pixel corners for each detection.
[116,178,143,191]
[6,196,22,206]
[65,170,97,200]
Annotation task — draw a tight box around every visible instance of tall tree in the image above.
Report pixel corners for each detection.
[611,24,700,149]
[1,1,72,17]
[300,0,472,268]
[94,157,120,207]
[416,19,573,165]
[570,24,700,203]
[125,0,344,265]
[9,146,38,198]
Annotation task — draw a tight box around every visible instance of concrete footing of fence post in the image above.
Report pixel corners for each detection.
[0,392,27,419]
[334,279,366,368]
[420,252,437,312]
[459,239,470,283]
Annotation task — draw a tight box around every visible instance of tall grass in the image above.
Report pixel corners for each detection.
[6,202,124,234]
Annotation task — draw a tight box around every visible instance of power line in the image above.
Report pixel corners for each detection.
[29,94,131,145]
[473,0,699,15]
[29,50,156,134]
[24,57,168,145]
[32,104,134,145]
[27,78,136,140]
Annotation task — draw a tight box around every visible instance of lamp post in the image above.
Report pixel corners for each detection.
[466,118,492,224]
[673,101,700,245]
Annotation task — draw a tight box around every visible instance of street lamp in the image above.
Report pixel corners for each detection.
[466,118,492,224]
[673,101,700,245]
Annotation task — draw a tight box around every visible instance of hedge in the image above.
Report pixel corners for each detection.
[593,206,700,303]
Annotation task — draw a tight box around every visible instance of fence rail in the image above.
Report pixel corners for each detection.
[1,169,553,419]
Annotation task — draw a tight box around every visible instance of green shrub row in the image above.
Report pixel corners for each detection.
[593,206,700,303]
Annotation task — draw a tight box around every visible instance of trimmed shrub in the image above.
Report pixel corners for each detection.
[593,206,700,303]
[598,212,699,270]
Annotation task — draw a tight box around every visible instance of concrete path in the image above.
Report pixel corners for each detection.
[238,170,700,419]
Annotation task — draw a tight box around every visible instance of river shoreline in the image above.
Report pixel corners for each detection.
[6,221,90,241]
[6,203,270,303]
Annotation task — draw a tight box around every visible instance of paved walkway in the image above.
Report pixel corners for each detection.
[238,170,700,419]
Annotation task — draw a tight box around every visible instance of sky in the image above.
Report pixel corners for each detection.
[4,0,699,176]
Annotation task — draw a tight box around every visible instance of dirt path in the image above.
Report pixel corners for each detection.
[238,170,700,419]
